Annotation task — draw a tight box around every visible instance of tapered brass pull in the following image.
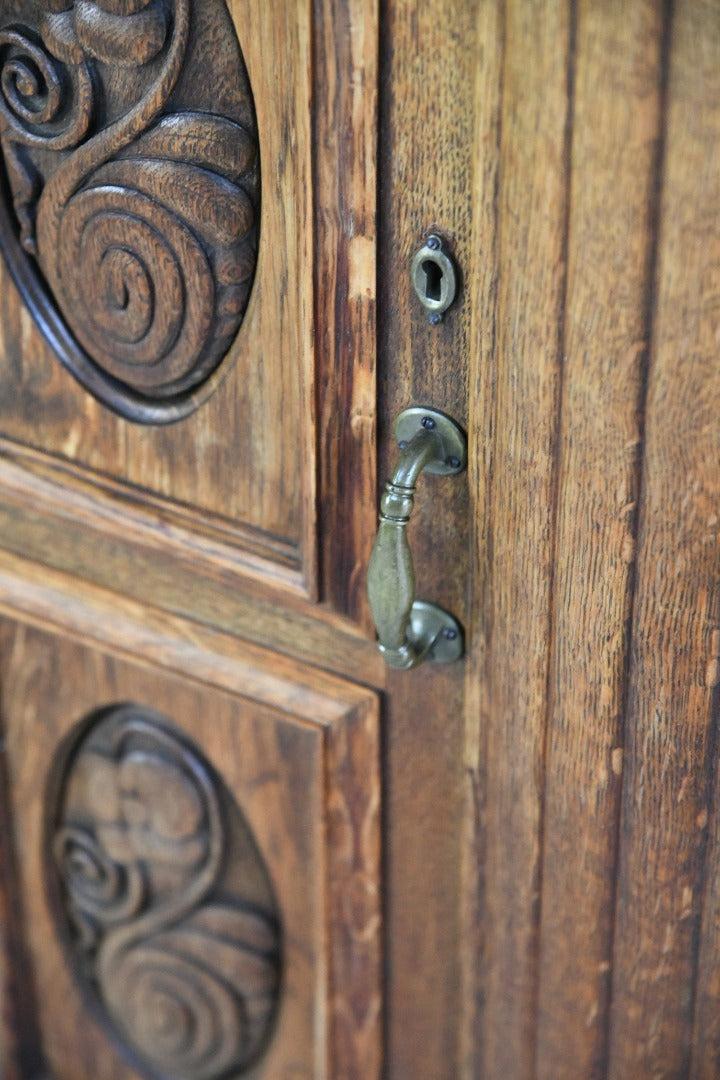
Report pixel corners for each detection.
[367,407,466,670]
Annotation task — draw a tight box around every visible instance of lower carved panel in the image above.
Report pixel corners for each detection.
[0,617,382,1079]
[48,704,281,1080]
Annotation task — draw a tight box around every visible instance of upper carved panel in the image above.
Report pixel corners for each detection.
[0,0,260,421]
[48,704,281,1080]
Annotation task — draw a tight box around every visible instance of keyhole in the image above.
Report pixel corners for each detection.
[411,236,457,317]
[422,259,444,302]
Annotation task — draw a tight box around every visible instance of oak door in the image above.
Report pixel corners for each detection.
[1,2,720,1080]
[377,0,720,1076]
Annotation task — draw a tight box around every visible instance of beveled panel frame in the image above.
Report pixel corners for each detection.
[0,0,378,610]
[0,580,382,1079]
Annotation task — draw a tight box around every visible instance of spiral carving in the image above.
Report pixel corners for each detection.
[0,0,260,417]
[1,33,62,126]
[53,824,145,946]
[0,26,92,148]
[49,706,281,1080]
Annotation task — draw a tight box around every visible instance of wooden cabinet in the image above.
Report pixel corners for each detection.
[1,2,720,1078]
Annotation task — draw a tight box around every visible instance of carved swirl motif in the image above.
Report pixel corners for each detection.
[50,706,281,1080]
[0,0,260,416]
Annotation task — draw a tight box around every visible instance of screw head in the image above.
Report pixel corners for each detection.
[428,312,443,326]
[426,235,441,251]
[398,439,408,450]
[446,455,461,469]
[443,627,458,641]
[421,416,436,430]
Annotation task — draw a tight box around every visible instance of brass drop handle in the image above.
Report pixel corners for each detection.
[367,407,466,670]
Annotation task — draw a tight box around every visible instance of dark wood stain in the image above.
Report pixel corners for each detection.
[0,0,259,420]
[0,2,718,1078]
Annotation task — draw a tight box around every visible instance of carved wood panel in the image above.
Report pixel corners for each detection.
[0,0,320,599]
[0,0,379,615]
[0,0,259,419]
[0,615,382,1080]
[49,704,280,1080]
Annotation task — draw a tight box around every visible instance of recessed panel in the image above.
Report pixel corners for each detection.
[0,619,382,1079]
[0,0,260,418]
[49,703,281,1080]
[0,0,319,583]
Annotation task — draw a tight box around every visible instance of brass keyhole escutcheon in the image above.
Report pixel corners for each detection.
[411,235,458,322]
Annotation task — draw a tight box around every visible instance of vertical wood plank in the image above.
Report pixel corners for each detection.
[535,4,664,1077]
[686,15,720,1062]
[0,740,46,1080]
[314,0,378,621]
[474,2,571,1075]
[608,1,720,1074]
[693,699,720,1080]
[461,0,503,1072]
[326,702,382,1079]
[377,0,481,1075]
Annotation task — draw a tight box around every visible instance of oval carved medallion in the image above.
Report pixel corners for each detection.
[0,0,260,422]
[48,704,281,1080]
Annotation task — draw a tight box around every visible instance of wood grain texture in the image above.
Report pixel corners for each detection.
[0,439,305,593]
[0,0,318,591]
[461,0,502,1073]
[0,494,386,688]
[0,548,383,711]
[685,14,720,1066]
[608,1,720,1076]
[535,4,664,1077]
[477,3,570,1076]
[0,617,381,1080]
[0,744,46,1080]
[1,4,720,1078]
[314,0,378,622]
[325,699,382,1079]
[692,713,720,1080]
[377,0,478,1073]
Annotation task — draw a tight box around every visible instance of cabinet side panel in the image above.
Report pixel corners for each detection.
[608,2,720,1076]
[536,3,665,1077]
[476,4,571,1076]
